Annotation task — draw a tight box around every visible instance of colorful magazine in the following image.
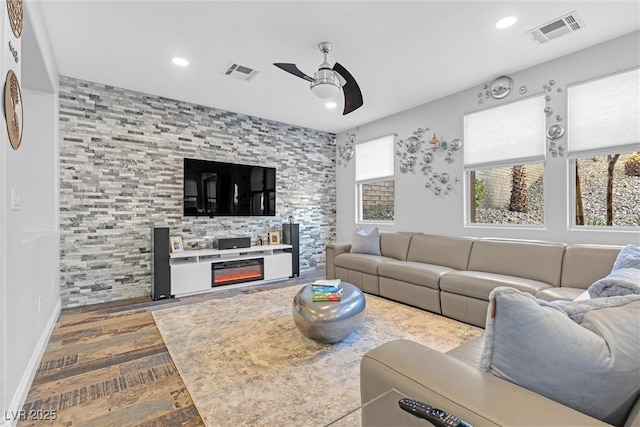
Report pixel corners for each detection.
[312,279,342,288]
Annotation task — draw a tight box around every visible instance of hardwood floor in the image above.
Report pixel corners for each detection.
[19,271,322,426]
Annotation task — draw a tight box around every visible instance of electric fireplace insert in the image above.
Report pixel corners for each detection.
[212,259,264,287]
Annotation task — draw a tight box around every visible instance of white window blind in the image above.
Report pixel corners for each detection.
[567,68,640,157]
[355,134,394,182]
[464,95,546,169]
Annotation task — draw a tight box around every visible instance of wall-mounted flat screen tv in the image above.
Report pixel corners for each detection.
[183,158,276,217]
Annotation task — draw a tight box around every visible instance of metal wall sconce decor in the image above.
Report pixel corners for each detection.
[477,75,514,105]
[421,137,462,196]
[541,78,566,158]
[547,123,566,158]
[396,127,426,174]
[396,126,462,197]
[547,124,565,139]
[337,133,356,167]
[475,75,567,158]
[424,173,461,196]
[490,75,513,99]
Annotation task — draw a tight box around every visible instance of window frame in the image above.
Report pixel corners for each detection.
[355,134,396,224]
[465,161,547,228]
[463,95,547,228]
[567,68,640,229]
[568,151,640,230]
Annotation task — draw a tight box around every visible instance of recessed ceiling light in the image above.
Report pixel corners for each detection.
[325,101,338,109]
[172,57,189,67]
[496,16,517,29]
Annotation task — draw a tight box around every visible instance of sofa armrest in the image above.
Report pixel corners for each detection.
[361,339,609,427]
[325,242,351,279]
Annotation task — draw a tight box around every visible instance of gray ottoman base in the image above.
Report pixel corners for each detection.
[292,282,366,343]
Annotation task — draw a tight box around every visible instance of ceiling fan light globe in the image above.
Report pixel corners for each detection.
[311,82,340,99]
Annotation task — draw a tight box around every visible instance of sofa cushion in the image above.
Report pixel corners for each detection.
[406,234,474,271]
[334,253,394,276]
[350,227,381,255]
[379,231,414,261]
[446,336,484,366]
[378,260,455,290]
[561,244,620,289]
[480,287,640,426]
[440,271,552,300]
[468,239,565,286]
[536,287,585,302]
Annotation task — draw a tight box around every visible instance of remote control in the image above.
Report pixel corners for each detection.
[398,398,472,427]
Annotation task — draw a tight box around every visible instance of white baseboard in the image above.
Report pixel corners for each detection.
[2,299,61,427]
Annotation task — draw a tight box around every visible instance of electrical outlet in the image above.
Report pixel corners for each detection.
[38,297,42,316]
[52,278,55,291]
[11,187,20,211]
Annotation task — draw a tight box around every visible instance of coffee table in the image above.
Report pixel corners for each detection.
[292,282,366,343]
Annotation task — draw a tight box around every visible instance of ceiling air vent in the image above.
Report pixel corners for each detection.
[223,63,259,82]
[526,11,583,45]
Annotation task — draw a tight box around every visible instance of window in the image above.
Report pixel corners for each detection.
[356,135,395,221]
[464,95,546,225]
[568,68,640,227]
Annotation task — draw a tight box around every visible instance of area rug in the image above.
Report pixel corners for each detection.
[152,285,483,427]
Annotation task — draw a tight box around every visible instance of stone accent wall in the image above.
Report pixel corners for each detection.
[59,76,336,307]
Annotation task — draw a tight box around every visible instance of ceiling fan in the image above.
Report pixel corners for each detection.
[274,42,363,115]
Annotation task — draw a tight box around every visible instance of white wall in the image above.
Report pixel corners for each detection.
[336,32,640,246]
[1,2,59,424]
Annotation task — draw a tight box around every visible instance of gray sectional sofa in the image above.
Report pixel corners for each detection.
[325,232,640,426]
[326,232,621,327]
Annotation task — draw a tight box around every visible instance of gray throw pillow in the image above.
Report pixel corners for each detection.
[350,227,381,256]
[480,287,640,426]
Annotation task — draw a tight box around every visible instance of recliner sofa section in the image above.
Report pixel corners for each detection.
[536,243,621,301]
[377,234,473,314]
[327,232,414,295]
[440,238,565,326]
[326,232,622,327]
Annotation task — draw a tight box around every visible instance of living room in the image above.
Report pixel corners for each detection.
[1,1,639,426]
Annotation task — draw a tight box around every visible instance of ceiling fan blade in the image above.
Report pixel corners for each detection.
[273,63,314,82]
[333,62,363,115]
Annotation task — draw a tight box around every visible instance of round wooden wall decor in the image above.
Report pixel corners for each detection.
[6,0,23,38]
[4,70,23,150]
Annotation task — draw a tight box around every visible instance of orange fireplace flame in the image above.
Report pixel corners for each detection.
[214,271,263,284]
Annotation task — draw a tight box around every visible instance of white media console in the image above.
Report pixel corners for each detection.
[169,244,292,297]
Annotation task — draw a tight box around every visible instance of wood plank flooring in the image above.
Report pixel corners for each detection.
[19,271,322,426]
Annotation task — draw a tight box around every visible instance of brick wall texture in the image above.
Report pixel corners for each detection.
[361,180,395,220]
[59,76,336,307]
[475,163,543,208]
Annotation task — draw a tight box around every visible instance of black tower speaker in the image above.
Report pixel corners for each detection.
[282,223,299,277]
[152,227,172,300]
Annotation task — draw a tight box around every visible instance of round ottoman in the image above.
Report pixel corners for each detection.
[292,282,366,343]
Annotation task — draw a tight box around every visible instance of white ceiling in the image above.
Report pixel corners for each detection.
[37,1,640,134]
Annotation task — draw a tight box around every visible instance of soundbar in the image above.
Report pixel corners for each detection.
[217,236,251,250]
